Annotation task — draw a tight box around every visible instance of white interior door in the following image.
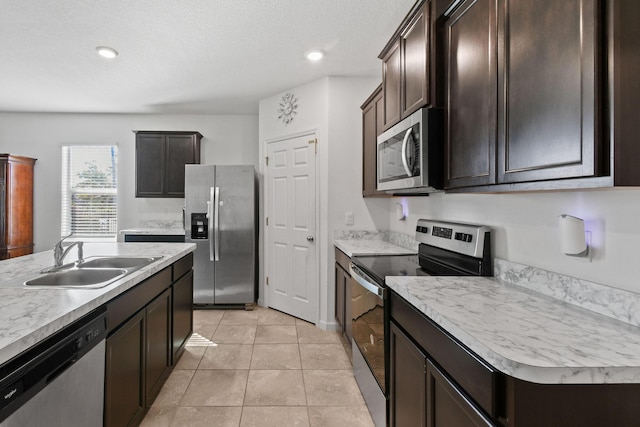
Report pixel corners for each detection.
[266,133,317,323]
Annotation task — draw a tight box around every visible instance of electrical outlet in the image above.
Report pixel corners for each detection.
[345,211,354,226]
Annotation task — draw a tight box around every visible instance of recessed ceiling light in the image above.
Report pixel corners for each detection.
[306,50,325,61]
[96,46,118,59]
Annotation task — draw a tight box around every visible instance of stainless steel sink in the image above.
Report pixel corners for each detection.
[25,268,128,288]
[24,256,163,289]
[77,256,161,270]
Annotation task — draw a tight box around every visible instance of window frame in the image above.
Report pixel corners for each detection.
[60,144,119,242]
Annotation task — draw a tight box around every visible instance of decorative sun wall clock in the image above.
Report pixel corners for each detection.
[277,92,298,125]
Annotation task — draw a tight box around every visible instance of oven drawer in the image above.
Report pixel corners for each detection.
[389,290,499,418]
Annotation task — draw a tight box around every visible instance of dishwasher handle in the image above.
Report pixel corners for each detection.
[349,263,386,299]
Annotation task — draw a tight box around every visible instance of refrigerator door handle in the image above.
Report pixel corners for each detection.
[214,186,220,261]
[208,187,215,261]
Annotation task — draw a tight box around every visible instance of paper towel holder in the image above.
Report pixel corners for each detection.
[558,214,590,259]
[395,203,406,221]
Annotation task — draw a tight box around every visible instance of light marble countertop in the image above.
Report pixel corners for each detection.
[120,227,186,235]
[0,242,196,365]
[334,239,416,257]
[386,275,640,385]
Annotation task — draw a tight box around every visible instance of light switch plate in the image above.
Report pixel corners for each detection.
[345,211,354,226]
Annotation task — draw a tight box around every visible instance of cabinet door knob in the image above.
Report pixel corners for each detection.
[307,236,315,242]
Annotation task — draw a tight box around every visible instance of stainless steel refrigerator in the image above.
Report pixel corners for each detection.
[185,164,257,306]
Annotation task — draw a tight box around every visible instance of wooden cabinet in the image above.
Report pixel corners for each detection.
[134,131,202,198]
[390,290,498,426]
[335,264,346,332]
[380,0,434,131]
[497,0,599,184]
[401,0,431,117]
[105,254,193,427]
[389,321,427,427]
[444,0,602,190]
[145,288,172,405]
[444,0,497,188]
[361,85,389,197]
[427,360,493,427]
[0,155,36,260]
[172,269,193,363]
[334,248,352,346]
[105,311,145,427]
[389,288,640,426]
[389,320,493,427]
[381,40,402,130]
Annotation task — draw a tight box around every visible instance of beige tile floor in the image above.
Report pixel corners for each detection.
[140,306,374,427]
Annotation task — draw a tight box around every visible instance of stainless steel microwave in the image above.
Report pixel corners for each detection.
[376,107,443,194]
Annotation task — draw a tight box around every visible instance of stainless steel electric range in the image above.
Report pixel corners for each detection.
[349,219,492,427]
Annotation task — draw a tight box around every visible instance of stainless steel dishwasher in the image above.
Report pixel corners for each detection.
[0,307,107,427]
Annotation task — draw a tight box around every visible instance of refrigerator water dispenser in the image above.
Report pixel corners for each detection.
[191,213,208,239]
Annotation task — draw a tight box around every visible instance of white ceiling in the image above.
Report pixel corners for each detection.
[1,0,415,115]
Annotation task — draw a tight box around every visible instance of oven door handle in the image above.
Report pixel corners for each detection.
[349,263,386,299]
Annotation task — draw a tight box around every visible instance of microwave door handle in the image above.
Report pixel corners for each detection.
[400,128,413,177]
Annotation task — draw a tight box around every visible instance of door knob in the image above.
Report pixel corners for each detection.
[307,236,314,242]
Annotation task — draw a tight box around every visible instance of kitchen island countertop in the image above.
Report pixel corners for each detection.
[386,273,640,385]
[0,242,195,365]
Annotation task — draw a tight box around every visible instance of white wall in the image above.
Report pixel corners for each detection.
[259,76,384,329]
[388,189,640,293]
[0,112,258,252]
[328,79,390,233]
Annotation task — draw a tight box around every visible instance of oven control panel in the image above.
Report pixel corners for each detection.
[415,219,490,258]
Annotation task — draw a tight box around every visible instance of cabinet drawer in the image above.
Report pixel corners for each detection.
[335,248,351,273]
[106,267,172,333]
[172,253,193,281]
[390,290,498,418]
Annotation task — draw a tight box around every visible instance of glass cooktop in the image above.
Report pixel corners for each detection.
[350,254,426,285]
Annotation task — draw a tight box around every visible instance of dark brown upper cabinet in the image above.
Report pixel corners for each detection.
[444,0,498,189]
[381,39,402,130]
[361,85,390,197]
[444,0,608,190]
[380,0,434,131]
[497,0,599,184]
[134,131,202,198]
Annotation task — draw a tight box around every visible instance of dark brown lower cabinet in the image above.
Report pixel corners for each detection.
[427,360,492,427]
[104,254,193,427]
[389,321,427,427]
[105,311,145,427]
[172,270,193,363]
[145,288,172,405]
[335,264,346,330]
[390,290,640,427]
[334,248,353,346]
[389,321,492,427]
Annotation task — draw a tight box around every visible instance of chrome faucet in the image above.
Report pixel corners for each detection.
[53,234,84,267]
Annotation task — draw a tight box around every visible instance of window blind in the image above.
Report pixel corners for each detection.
[61,145,118,239]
